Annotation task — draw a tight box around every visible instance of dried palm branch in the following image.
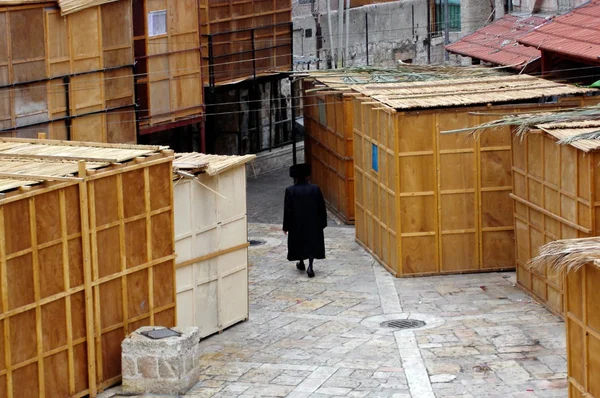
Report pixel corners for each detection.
[529,237,600,274]
[441,104,600,138]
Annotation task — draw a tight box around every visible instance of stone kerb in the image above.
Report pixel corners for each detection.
[122,326,201,395]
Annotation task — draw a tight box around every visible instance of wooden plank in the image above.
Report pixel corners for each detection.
[116,174,128,335]
[144,167,153,325]
[59,189,76,395]
[0,207,13,398]
[510,194,592,234]
[0,172,83,182]
[77,161,97,397]
[28,198,45,397]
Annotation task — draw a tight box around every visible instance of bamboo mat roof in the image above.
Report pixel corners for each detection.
[537,121,600,152]
[530,237,600,273]
[173,153,256,177]
[0,0,119,15]
[352,75,595,110]
[302,67,595,110]
[0,138,167,193]
[301,65,509,92]
[441,105,600,150]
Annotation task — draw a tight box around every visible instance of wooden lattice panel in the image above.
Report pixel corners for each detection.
[0,3,135,143]
[199,0,292,86]
[302,81,355,224]
[353,102,398,275]
[0,184,91,397]
[0,150,175,397]
[512,131,600,317]
[565,263,600,397]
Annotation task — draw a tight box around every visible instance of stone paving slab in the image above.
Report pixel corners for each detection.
[101,223,567,398]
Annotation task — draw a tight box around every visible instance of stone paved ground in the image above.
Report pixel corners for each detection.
[103,169,568,398]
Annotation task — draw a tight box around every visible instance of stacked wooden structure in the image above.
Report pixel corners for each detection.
[0,0,135,143]
[512,120,600,316]
[199,0,293,86]
[132,0,204,136]
[303,69,596,276]
[530,238,600,398]
[0,137,176,397]
[173,152,255,337]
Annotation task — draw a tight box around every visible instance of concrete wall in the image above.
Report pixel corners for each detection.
[511,0,584,13]
[293,0,491,68]
[246,141,305,176]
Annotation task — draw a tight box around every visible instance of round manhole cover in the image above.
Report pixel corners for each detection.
[380,319,426,330]
[248,239,266,246]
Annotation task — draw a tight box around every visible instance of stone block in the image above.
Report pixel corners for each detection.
[122,326,201,395]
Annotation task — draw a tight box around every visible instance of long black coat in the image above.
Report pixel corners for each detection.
[283,181,327,261]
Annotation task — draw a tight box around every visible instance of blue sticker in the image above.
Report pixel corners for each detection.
[372,144,378,172]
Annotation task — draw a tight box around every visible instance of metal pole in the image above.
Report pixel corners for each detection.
[251,28,256,79]
[365,13,369,66]
[444,0,450,62]
[327,0,336,68]
[291,78,297,165]
[345,0,350,67]
[337,0,344,68]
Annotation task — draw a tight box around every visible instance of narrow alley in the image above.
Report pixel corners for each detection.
[105,169,569,398]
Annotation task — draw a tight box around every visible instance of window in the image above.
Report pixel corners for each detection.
[432,0,461,34]
[305,28,313,38]
[318,98,326,126]
[148,10,167,37]
[299,0,312,4]
[372,144,378,172]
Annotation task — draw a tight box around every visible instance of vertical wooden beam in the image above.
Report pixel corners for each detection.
[434,114,442,274]
[6,14,15,132]
[0,207,13,398]
[144,168,154,324]
[59,190,76,395]
[78,161,98,397]
[116,175,129,333]
[583,264,589,393]
[88,180,103,385]
[395,113,402,277]
[29,198,45,398]
[167,162,176,325]
[475,115,483,270]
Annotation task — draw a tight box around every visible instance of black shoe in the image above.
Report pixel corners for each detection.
[296,262,306,271]
[307,266,315,278]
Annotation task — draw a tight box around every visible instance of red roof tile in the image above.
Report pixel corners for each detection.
[446,15,549,70]
[518,0,600,64]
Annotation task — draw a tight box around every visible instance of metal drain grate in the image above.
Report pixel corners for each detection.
[248,239,266,246]
[380,319,426,329]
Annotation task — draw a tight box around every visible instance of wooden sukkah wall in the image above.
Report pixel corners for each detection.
[348,75,596,277]
[0,138,176,397]
[303,80,355,224]
[565,261,600,397]
[173,153,254,337]
[528,238,600,397]
[0,1,135,143]
[199,0,292,86]
[513,123,600,317]
[132,0,203,133]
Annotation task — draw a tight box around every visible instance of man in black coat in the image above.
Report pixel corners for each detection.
[283,163,327,278]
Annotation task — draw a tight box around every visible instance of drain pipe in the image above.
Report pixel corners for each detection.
[345,0,350,67]
[327,0,336,68]
[337,0,344,68]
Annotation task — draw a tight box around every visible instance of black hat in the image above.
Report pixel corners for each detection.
[289,163,311,179]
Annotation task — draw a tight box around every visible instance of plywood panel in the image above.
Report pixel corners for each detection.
[302,83,355,223]
[514,126,598,318]
[174,165,249,337]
